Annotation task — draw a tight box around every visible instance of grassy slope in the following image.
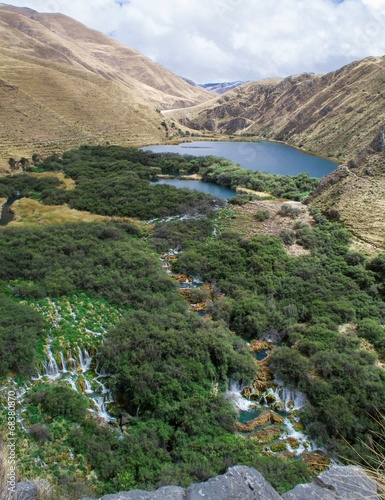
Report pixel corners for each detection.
[0,5,212,171]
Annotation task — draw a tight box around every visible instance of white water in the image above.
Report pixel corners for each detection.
[77,346,92,372]
[283,417,314,455]
[85,328,103,337]
[43,339,60,380]
[225,382,255,411]
[272,382,307,411]
[60,352,68,372]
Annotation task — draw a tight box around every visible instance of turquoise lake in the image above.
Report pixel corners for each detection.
[142,140,337,178]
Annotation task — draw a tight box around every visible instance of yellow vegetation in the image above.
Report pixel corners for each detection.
[30,172,75,190]
[5,198,143,228]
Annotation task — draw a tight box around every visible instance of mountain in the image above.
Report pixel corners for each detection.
[199,81,251,95]
[309,126,385,254]
[0,4,211,169]
[172,57,385,160]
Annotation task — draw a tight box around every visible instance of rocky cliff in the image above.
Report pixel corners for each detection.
[170,57,385,161]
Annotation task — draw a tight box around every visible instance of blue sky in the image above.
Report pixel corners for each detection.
[6,0,385,82]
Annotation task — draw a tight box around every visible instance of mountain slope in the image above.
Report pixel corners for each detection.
[0,4,212,169]
[173,57,385,160]
[309,126,385,253]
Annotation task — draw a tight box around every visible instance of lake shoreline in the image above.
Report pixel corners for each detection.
[142,140,337,178]
[144,134,341,164]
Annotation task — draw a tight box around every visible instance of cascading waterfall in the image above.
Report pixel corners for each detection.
[20,340,115,423]
[43,339,60,380]
[270,382,307,411]
[225,381,255,411]
[77,346,92,372]
[60,352,68,372]
[283,417,314,455]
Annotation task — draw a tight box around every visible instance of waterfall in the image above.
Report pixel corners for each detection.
[226,381,254,411]
[85,328,102,337]
[272,382,307,411]
[77,346,92,372]
[64,377,79,393]
[84,378,93,394]
[60,352,68,372]
[43,340,60,380]
[91,395,116,422]
[283,417,313,455]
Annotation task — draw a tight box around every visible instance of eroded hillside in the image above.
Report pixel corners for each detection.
[172,57,385,161]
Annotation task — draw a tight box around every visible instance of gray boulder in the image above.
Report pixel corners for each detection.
[94,486,185,500]
[282,465,378,499]
[186,465,281,500]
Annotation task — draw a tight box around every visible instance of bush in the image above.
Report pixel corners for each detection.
[278,204,302,218]
[27,385,89,422]
[255,209,271,221]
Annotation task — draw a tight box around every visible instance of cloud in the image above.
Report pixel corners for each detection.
[6,0,385,82]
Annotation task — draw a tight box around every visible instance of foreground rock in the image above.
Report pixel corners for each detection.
[79,465,378,499]
[282,465,378,499]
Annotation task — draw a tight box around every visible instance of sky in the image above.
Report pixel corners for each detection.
[6,0,385,82]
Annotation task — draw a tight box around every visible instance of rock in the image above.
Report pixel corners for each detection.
[14,482,38,500]
[186,465,281,500]
[285,437,300,449]
[369,125,385,152]
[94,486,185,500]
[251,425,282,444]
[348,159,358,168]
[282,465,378,499]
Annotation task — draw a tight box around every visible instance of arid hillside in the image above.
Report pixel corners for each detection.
[309,126,385,254]
[0,4,212,170]
[171,57,385,161]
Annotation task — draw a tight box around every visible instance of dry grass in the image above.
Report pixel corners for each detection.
[235,186,272,199]
[0,5,214,169]
[5,198,144,229]
[311,160,385,255]
[344,411,385,498]
[232,199,313,256]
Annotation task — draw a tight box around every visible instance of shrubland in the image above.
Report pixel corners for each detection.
[0,145,384,496]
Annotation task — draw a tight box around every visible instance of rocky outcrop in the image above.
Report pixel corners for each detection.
[282,465,378,500]
[79,465,378,500]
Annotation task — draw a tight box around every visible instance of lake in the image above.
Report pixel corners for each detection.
[152,178,237,199]
[142,140,337,178]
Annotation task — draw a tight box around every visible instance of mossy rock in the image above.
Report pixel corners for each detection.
[251,425,281,444]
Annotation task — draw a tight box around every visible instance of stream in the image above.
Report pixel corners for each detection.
[162,251,327,465]
[0,194,22,226]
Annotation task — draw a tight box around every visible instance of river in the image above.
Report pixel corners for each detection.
[142,140,337,178]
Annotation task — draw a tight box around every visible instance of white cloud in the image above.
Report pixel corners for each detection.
[5,0,385,82]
